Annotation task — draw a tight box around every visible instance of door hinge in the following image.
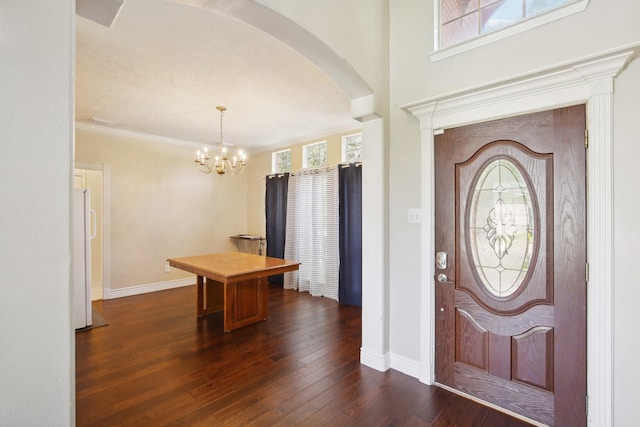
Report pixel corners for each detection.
[585,129,589,149]
[586,395,589,416]
[586,262,589,283]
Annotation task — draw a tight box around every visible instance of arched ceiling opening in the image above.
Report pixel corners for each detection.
[76,0,370,150]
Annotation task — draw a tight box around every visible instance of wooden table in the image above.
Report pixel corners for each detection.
[167,252,300,331]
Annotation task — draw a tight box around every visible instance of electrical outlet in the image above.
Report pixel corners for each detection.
[165,264,170,273]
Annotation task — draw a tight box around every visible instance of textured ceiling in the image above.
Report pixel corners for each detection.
[75,0,357,152]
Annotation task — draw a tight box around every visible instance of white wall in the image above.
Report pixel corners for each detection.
[612,57,640,426]
[4,1,637,425]
[388,0,431,364]
[0,0,74,424]
[257,0,389,113]
[388,0,640,425]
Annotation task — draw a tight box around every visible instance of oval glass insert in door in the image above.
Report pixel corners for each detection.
[468,157,536,298]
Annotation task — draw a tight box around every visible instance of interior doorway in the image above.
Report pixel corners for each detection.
[74,166,105,301]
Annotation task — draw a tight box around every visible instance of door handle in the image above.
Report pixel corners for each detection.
[89,208,97,240]
[437,273,454,284]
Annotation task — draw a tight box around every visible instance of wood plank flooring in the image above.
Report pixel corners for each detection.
[76,284,534,426]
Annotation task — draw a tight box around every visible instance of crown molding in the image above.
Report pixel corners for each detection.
[75,121,362,155]
[75,122,210,149]
[249,124,362,155]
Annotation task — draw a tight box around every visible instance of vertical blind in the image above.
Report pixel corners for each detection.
[284,167,340,301]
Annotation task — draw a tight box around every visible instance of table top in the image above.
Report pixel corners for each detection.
[167,252,299,284]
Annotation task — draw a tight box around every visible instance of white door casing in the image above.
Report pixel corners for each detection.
[75,162,111,300]
[403,47,637,427]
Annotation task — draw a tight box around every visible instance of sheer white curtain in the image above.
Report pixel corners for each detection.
[284,167,339,301]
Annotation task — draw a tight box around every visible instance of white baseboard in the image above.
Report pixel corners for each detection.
[104,277,194,299]
[360,347,391,372]
[360,347,420,379]
[390,352,420,379]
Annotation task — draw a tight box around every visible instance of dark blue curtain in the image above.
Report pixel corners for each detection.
[338,165,362,306]
[265,173,289,285]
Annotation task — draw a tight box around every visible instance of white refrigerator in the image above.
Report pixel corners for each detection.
[73,188,95,329]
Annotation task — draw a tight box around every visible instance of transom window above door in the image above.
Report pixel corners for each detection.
[433,0,589,59]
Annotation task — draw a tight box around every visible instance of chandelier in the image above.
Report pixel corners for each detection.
[194,106,247,175]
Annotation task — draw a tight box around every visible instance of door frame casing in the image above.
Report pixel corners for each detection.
[75,162,111,299]
[403,48,635,427]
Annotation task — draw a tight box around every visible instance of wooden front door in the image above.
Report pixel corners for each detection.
[434,105,587,426]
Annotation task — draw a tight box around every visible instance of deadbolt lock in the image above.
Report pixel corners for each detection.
[436,251,447,270]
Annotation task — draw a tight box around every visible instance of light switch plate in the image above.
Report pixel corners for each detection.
[408,208,422,224]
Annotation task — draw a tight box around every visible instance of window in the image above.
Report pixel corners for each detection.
[435,0,588,57]
[302,141,327,169]
[272,149,291,173]
[469,158,535,297]
[342,133,362,163]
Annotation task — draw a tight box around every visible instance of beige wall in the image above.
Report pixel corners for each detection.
[75,126,360,291]
[75,127,248,290]
[246,129,362,238]
[75,128,359,290]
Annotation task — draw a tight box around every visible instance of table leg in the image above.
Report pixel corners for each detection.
[196,275,205,317]
[197,277,224,318]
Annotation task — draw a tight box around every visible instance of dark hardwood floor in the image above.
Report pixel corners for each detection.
[76,284,534,426]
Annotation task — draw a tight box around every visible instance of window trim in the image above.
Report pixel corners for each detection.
[271,148,292,174]
[341,132,363,163]
[302,140,328,169]
[430,0,589,62]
